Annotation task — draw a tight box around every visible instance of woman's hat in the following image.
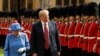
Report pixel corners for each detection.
[9,23,22,31]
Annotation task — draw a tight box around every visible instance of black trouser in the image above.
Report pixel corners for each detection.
[61,46,68,56]
[0,35,6,48]
[0,35,1,46]
[82,50,89,56]
[74,48,82,56]
[68,48,74,56]
[44,48,52,56]
[68,48,82,56]
[88,52,99,56]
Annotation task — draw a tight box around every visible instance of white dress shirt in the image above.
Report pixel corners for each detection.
[41,21,49,33]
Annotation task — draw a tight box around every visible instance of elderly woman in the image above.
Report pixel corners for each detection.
[4,22,30,56]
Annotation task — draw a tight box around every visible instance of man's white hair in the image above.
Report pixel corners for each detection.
[39,9,49,16]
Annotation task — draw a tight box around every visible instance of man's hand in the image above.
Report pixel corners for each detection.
[33,53,38,56]
[57,52,60,56]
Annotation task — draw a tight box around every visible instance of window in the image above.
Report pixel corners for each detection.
[3,0,8,11]
[27,0,32,9]
[10,0,18,10]
[64,0,69,6]
[56,0,85,6]
[20,0,25,9]
[56,0,62,6]
[71,0,77,5]
[10,0,26,10]
[79,0,84,4]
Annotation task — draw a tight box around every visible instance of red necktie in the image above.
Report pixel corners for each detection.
[44,23,49,49]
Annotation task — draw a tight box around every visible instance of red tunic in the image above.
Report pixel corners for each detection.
[78,25,84,49]
[95,26,100,54]
[59,22,66,46]
[57,22,61,30]
[68,22,76,48]
[74,21,82,48]
[88,21,98,53]
[83,22,91,51]
[63,22,69,46]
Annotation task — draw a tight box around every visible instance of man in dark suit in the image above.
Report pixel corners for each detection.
[30,9,61,56]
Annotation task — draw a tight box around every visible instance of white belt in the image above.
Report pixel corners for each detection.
[1,27,9,29]
[88,37,95,39]
[84,37,88,39]
[74,34,80,37]
[68,35,74,38]
[59,34,66,37]
[97,37,100,40]
[80,35,84,38]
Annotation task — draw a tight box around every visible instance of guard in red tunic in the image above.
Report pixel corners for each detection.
[78,24,84,49]
[95,23,100,55]
[68,16,76,49]
[67,6,76,56]
[61,19,69,56]
[67,16,76,56]
[74,12,83,56]
[59,20,66,56]
[95,3,100,55]
[85,3,98,55]
[83,20,91,50]
[64,19,69,48]
[74,15,82,48]
[88,17,98,54]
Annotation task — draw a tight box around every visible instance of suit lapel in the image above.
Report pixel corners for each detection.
[48,21,52,37]
[39,21,52,43]
[38,22,44,37]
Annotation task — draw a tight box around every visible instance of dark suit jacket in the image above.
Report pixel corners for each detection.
[30,21,61,56]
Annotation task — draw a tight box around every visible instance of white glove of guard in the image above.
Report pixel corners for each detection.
[93,44,96,53]
[18,47,26,53]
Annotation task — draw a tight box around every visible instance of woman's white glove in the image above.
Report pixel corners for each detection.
[18,47,26,53]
